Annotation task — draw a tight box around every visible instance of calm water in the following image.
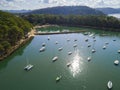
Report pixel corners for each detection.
[0,27,120,90]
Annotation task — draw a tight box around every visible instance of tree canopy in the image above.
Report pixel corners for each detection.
[0,11,32,55]
[22,14,120,31]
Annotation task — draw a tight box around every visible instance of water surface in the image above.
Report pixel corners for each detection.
[0,27,120,90]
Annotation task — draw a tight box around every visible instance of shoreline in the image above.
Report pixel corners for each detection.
[0,30,35,61]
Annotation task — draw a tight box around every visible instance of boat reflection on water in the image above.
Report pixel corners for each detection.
[69,50,83,77]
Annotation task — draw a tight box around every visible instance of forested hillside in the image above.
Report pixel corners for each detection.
[0,11,32,55]
[22,14,120,31]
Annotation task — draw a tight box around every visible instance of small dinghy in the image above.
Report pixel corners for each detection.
[103,46,106,49]
[56,76,62,82]
[58,47,63,51]
[68,52,72,55]
[107,81,113,89]
[92,49,96,53]
[87,57,91,62]
[114,60,119,65]
[66,62,71,67]
[118,50,120,53]
[42,43,46,46]
[52,56,58,62]
[39,47,45,52]
[73,44,77,47]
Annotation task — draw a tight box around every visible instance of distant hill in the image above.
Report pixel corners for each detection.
[27,6,105,15]
[96,8,120,14]
[4,10,31,13]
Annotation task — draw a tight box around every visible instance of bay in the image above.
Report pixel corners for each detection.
[0,27,120,90]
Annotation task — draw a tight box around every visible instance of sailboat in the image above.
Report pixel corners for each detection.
[24,58,34,71]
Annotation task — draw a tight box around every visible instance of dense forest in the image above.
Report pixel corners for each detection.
[27,6,104,15]
[0,11,32,56]
[22,14,120,31]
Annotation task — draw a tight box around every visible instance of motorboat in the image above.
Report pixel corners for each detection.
[114,60,119,65]
[105,42,109,45]
[85,39,88,42]
[52,56,58,62]
[67,39,70,41]
[24,64,33,71]
[48,37,50,40]
[88,44,91,47]
[84,32,89,35]
[56,76,62,82]
[118,50,120,53]
[73,44,77,47]
[93,39,96,42]
[68,52,72,55]
[55,41,58,44]
[42,43,46,46]
[58,47,63,51]
[74,39,77,41]
[66,62,71,67]
[92,49,96,53]
[107,81,113,89]
[103,46,106,49]
[39,47,45,52]
[87,57,91,61]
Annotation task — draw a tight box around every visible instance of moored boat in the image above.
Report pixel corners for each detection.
[87,57,91,61]
[68,52,72,55]
[39,47,45,52]
[24,64,34,71]
[52,56,58,62]
[66,62,71,67]
[107,81,113,89]
[114,60,119,65]
[56,76,62,82]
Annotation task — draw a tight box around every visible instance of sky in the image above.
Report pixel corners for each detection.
[0,0,120,10]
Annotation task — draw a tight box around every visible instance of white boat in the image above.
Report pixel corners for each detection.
[48,37,50,40]
[56,76,62,81]
[67,39,70,41]
[58,47,63,51]
[107,81,113,89]
[114,60,119,65]
[105,42,109,45]
[39,47,45,52]
[73,44,77,47]
[84,32,89,35]
[74,39,77,41]
[55,41,58,44]
[42,43,46,46]
[85,39,88,42]
[93,39,96,42]
[118,50,120,53]
[66,62,71,67]
[103,46,106,49]
[24,64,33,71]
[52,56,58,62]
[88,44,91,47]
[87,57,91,61]
[68,52,72,55]
[92,49,96,53]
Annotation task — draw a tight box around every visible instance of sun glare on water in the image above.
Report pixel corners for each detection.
[70,50,83,77]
